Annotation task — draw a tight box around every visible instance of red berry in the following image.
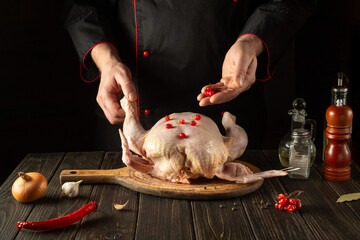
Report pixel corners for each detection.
[165,115,170,121]
[179,119,185,124]
[205,90,215,97]
[166,124,173,129]
[278,194,285,200]
[190,121,196,126]
[287,204,297,212]
[205,86,212,91]
[195,114,201,120]
[295,199,302,210]
[289,198,296,205]
[278,197,288,206]
[204,86,215,97]
[179,133,187,139]
[275,202,279,209]
[144,109,151,115]
[278,203,285,210]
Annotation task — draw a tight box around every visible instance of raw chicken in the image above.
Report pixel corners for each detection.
[119,98,287,184]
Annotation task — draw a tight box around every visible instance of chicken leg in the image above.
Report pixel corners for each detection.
[215,162,288,184]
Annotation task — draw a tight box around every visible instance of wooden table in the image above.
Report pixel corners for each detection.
[1,150,360,240]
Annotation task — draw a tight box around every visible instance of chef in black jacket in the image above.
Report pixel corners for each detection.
[63,0,316,150]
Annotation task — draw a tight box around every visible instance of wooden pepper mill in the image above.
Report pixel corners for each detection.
[324,102,353,181]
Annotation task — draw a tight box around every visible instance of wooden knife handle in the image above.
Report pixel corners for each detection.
[60,168,126,184]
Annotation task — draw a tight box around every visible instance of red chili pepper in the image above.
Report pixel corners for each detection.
[16,202,97,231]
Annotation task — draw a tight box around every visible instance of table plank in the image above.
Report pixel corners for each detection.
[0,152,65,240]
[241,151,315,240]
[313,158,360,220]
[192,198,255,240]
[135,194,194,240]
[263,150,360,240]
[75,152,139,240]
[190,150,313,240]
[15,152,104,240]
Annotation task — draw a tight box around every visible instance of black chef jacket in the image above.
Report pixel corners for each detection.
[63,0,316,148]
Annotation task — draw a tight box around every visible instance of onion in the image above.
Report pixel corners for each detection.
[12,172,48,203]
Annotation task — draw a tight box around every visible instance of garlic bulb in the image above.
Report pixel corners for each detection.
[61,180,83,198]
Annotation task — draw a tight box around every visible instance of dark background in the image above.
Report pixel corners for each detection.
[1,1,359,184]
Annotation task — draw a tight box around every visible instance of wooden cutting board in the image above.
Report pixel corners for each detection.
[60,161,263,200]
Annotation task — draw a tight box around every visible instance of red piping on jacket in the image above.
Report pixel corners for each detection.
[134,0,140,120]
[80,64,100,83]
[237,33,275,81]
[79,41,113,83]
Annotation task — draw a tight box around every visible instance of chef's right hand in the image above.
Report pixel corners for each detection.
[91,43,137,124]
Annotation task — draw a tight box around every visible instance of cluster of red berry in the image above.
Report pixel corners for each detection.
[275,193,302,212]
[204,86,219,97]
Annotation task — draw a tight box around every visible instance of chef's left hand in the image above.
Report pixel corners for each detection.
[197,34,264,106]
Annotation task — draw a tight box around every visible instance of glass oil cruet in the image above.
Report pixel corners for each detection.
[278,98,317,167]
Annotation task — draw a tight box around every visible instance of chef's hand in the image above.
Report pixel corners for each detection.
[197,34,264,106]
[91,42,137,124]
